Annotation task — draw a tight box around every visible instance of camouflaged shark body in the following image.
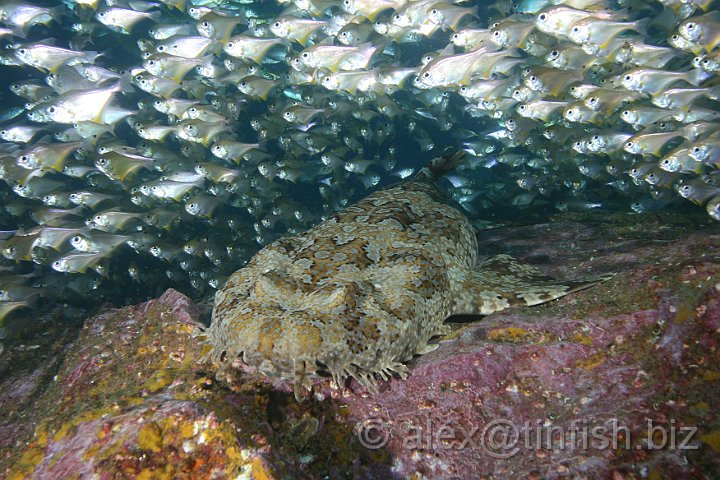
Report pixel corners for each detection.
[207,152,611,400]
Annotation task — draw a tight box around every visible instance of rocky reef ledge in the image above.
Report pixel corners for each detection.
[2,212,720,479]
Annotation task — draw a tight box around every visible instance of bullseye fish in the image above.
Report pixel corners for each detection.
[206,152,613,401]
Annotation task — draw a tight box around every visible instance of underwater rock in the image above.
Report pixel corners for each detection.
[3,212,720,479]
[0,289,380,479]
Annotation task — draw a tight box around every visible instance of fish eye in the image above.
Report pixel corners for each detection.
[20,154,28,161]
[274,22,280,27]
[431,9,438,14]
[148,60,155,66]
[226,42,234,49]
[566,109,575,116]
[519,105,526,111]
[423,72,430,78]
[624,75,631,80]
[72,235,82,243]
[202,21,210,27]
[538,13,546,21]
[240,81,247,87]
[157,45,165,52]
[302,52,310,58]
[686,22,695,30]
[48,106,56,113]
[394,14,401,20]
[572,26,579,32]
[626,141,633,147]
[692,146,700,153]
[493,31,500,37]
[623,110,629,116]
[550,49,558,57]
[18,48,26,55]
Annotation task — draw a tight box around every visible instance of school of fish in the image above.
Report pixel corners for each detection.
[0,0,719,326]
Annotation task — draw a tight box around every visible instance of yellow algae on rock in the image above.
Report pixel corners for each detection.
[138,422,164,453]
[575,353,606,370]
[700,429,720,453]
[488,327,532,343]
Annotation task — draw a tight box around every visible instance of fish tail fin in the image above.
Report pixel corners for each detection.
[451,254,614,315]
[416,150,466,180]
[428,150,466,178]
[632,17,651,36]
[688,68,711,86]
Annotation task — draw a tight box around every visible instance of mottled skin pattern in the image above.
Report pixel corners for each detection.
[207,152,611,400]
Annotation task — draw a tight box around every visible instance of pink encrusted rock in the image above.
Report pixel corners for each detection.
[1,289,293,480]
